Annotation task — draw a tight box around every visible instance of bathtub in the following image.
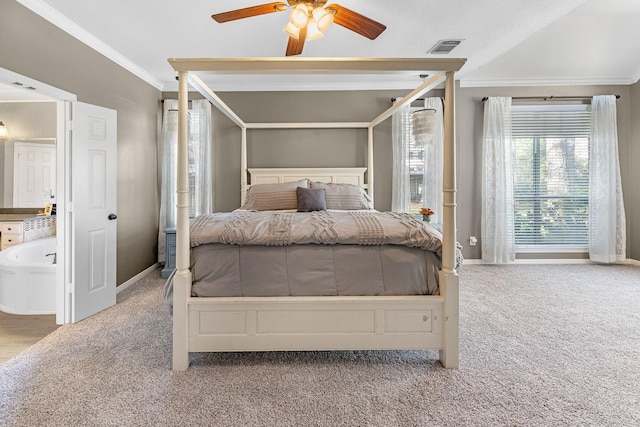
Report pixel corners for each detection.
[0,237,57,315]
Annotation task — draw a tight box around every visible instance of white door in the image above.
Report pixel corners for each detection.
[14,142,57,207]
[70,102,117,322]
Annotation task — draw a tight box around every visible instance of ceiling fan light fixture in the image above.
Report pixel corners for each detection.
[211,1,386,56]
[290,4,309,28]
[306,18,324,40]
[312,7,333,32]
[283,21,300,39]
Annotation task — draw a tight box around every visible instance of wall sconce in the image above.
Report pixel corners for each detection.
[0,121,10,140]
[411,109,436,146]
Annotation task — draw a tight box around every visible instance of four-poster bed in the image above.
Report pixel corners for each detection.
[167,57,466,371]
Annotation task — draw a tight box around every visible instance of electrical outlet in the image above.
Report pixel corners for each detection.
[469,236,478,246]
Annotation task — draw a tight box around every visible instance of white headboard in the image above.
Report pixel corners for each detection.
[243,167,368,205]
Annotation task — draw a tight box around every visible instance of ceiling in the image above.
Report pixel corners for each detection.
[12,0,640,92]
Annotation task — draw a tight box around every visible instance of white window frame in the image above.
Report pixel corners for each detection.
[511,104,591,254]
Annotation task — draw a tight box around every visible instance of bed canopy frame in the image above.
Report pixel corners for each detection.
[168,57,466,371]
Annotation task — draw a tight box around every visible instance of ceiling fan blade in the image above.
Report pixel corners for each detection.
[212,2,288,23]
[327,4,386,40]
[286,26,307,56]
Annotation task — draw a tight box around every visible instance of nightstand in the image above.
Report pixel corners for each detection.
[161,227,176,279]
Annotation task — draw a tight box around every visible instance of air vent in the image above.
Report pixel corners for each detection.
[429,39,463,54]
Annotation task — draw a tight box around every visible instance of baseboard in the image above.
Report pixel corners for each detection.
[116,263,160,295]
[465,258,640,266]
[464,258,592,265]
[462,259,485,265]
[514,258,592,264]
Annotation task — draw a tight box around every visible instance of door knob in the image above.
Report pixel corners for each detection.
[108,214,117,220]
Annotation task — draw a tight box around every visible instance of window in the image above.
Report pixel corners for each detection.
[512,105,591,252]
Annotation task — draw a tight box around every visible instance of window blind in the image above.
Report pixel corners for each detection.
[511,105,591,249]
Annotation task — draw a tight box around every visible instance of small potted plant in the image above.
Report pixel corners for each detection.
[420,207,434,222]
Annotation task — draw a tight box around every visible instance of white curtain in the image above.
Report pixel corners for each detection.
[191,99,213,216]
[481,97,515,263]
[391,99,411,212]
[158,100,178,262]
[158,99,214,262]
[422,97,444,223]
[589,95,626,263]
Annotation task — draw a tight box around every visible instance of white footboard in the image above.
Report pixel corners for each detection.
[172,292,459,370]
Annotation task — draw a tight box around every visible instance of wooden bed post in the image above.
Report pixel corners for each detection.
[173,71,192,371]
[439,70,460,368]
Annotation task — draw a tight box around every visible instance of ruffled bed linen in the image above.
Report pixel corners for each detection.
[187,210,463,298]
[191,210,442,250]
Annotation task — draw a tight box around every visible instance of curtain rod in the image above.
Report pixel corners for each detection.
[390,96,444,103]
[390,97,425,103]
[481,95,620,102]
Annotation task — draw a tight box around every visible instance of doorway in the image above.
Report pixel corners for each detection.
[0,82,62,324]
[0,67,117,328]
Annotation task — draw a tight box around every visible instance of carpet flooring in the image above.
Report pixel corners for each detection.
[1,264,639,426]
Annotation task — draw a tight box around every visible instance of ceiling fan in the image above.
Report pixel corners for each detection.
[212,1,387,56]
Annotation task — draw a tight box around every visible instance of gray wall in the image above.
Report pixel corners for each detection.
[1,0,161,284]
[0,102,57,138]
[212,90,399,212]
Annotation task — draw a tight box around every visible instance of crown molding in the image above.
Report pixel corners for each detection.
[16,0,164,91]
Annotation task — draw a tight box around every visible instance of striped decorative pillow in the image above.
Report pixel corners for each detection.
[309,182,373,210]
[241,179,309,211]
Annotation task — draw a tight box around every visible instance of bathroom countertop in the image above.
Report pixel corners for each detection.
[0,214,43,222]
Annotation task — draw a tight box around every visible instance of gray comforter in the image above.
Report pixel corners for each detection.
[175,211,463,299]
